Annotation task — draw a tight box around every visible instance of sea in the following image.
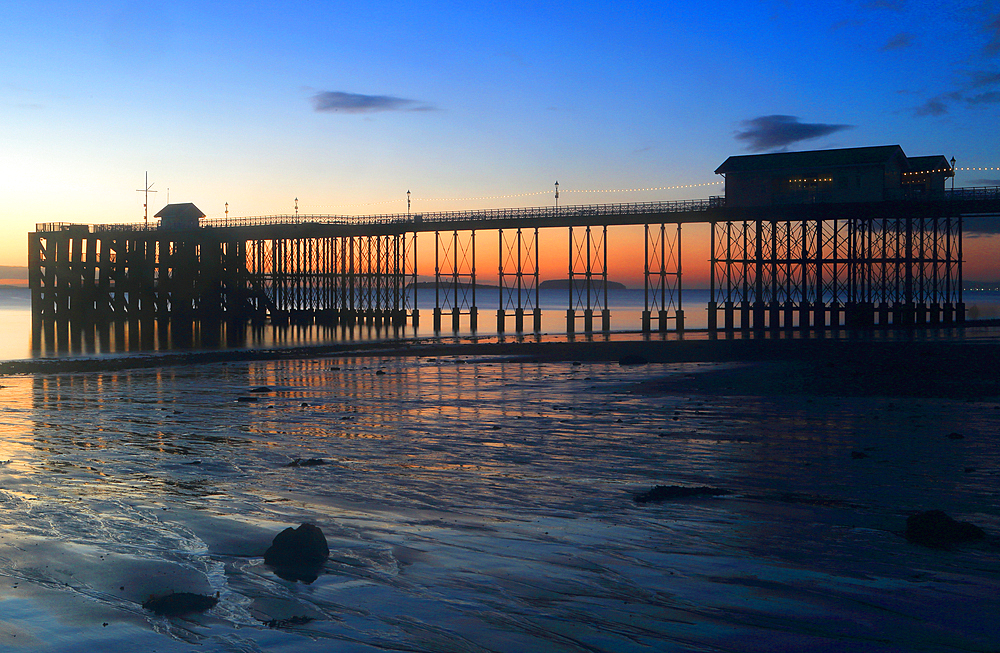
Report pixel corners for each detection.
[1,285,999,651]
[8,285,1000,361]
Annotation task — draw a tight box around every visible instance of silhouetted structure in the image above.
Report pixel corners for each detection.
[715,145,953,206]
[156,203,205,230]
[710,146,971,330]
[27,146,1000,336]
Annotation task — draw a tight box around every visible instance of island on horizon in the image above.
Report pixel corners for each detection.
[407,279,628,291]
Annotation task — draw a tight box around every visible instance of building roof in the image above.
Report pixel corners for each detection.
[715,145,908,175]
[153,203,206,221]
[905,155,954,175]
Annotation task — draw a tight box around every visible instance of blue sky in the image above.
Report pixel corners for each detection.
[2,0,998,267]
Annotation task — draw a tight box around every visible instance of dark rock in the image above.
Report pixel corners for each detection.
[264,615,314,629]
[142,592,218,617]
[905,510,986,549]
[250,386,273,393]
[850,450,869,459]
[619,354,648,366]
[300,402,310,407]
[236,396,258,403]
[633,485,731,504]
[286,458,326,468]
[264,524,330,583]
[947,432,965,440]
[375,370,386,376]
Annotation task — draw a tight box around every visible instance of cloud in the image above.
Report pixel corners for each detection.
[881,32,914,51]
[984,13,1000,56]
[911,69,1000,115]
[734,115,854,152]
[967,90,1000,104]
[312,91,435,114]
[964,216,1000,236]
[970,70,1000,87]
[914,97,950,116]
[862,0,904,10]
[830,18,862,31]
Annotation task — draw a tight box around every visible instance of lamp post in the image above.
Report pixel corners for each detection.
[950,157,956,192]
[295,197,299,217]
[407,189,411,216]
[554,181,559,211]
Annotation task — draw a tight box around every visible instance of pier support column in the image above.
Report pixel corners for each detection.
[813,301,826,329]
[769,301,781,330]
[497,309,505,333]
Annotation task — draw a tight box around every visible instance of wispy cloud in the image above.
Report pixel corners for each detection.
[312,91,435,114]
[965,215,1000,236]
[863,0,905,11]
[881,32,914,51]
[984,13,1000,56]
[971,70,1000,87]
[914,97,950,116]
[966,90,1000,104]
[911,68,1000,116]
[734,115,854,152]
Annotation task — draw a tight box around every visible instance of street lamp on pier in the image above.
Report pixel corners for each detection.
[554,180,559,211]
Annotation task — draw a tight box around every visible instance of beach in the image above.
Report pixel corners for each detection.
[0,334,998,651]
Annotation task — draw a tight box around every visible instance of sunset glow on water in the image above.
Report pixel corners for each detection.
[0,354,997,650]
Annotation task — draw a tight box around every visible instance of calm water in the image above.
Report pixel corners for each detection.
[8,286,1000,361]
[0,354,997,651]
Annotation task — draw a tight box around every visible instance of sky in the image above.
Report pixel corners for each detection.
[3,0,999,282]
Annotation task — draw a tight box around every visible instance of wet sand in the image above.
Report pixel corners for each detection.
[0,330,997,650]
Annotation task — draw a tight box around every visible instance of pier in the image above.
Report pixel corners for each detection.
[28,147,1000,336]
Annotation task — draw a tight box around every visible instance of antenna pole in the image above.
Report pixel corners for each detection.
[136,172,157,227]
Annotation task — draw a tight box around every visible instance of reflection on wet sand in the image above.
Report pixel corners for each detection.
[0,352,994,650]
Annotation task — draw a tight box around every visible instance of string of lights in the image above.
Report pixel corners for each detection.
[308,180,724,209]
[903,167,1000,175]
[298,170,999,211]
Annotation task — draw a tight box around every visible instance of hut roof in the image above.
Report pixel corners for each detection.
[905,155,954,175]
[154,203,206,221]
[715,145,908,175]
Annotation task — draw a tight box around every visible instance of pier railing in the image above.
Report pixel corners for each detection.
[32,188,1000,234]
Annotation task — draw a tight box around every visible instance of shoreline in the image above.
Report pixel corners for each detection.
[3,326,1000,399]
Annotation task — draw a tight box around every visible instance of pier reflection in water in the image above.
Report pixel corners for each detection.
[0,353,995,651]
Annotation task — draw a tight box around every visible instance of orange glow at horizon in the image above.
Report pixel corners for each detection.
[412,223,714,290]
